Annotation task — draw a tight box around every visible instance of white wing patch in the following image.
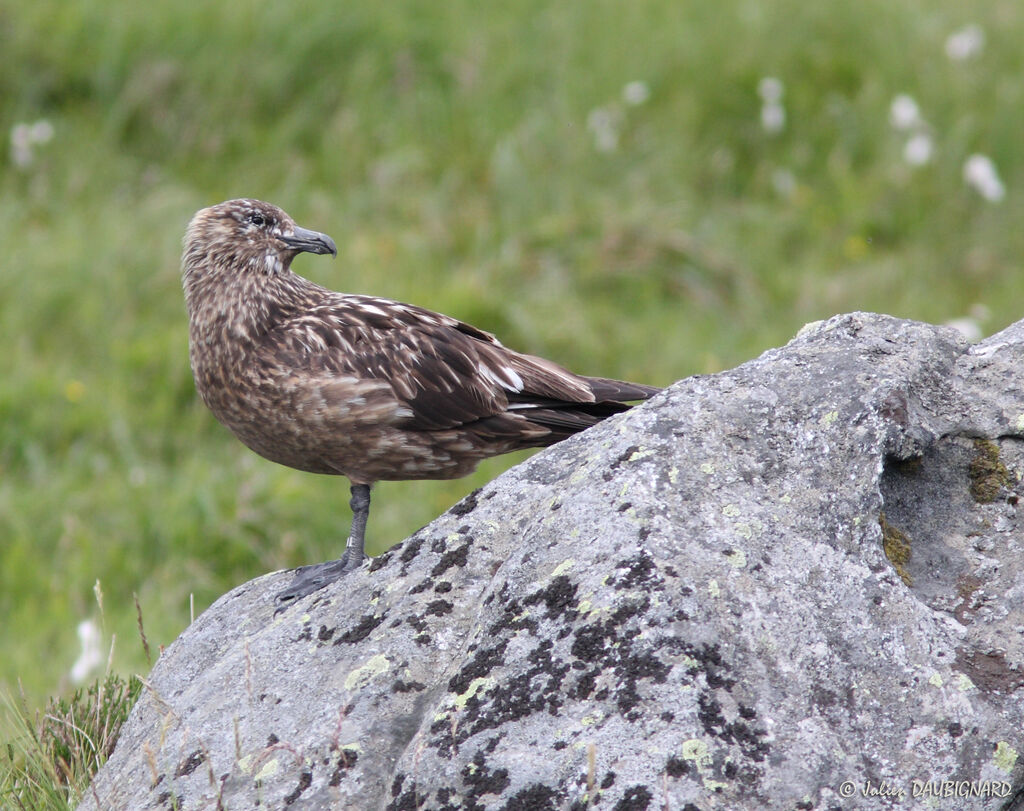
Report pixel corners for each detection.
[478,360,524,393]
[356,303,389,317]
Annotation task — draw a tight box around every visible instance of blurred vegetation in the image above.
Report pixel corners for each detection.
[1,0,1022,746]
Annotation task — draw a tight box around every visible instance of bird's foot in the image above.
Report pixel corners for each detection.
[274,549,364,612]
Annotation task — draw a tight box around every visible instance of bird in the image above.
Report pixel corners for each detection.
[182,199,660,609]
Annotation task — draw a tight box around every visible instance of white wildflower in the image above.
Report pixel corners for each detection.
[10,124,33,168]
[969,303,991,322]
[30,120,54,144]
[963,154,1005,202]
[903,133,933,166]
[622,80,650,106]
[771,168,797,198]
[761,102,785,134]
[756,78,785,134]
[946,306,989,342]
[9,118,54,169]
[945,317,983,342]
[889,95,922,131]
[757,77,784,104]
[70,619,104,685]
[586,106,620,153]
[945,24,985,61]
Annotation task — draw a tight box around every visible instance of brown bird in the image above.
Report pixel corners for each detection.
[182,199,660,608]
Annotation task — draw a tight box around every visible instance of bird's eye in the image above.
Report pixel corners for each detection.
[247,212,267,227]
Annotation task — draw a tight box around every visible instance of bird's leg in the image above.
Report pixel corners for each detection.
[342,483,370,571]
[274,483,372,610]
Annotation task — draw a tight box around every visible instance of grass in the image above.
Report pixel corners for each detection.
[2,0,1023,797]
[1,674,142,810]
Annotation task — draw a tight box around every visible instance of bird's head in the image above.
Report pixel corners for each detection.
[182,199,337,281]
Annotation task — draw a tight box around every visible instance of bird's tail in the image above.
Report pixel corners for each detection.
[504,376,661,440]
[584,377,662,404]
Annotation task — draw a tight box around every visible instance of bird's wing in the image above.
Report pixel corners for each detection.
[254,295,598,432]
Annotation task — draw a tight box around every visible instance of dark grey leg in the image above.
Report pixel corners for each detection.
[342,484,370,572]
[274,483,371,610]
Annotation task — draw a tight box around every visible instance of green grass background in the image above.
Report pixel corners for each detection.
[2,0,1022,720]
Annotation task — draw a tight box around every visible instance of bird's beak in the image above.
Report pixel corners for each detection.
[279,226,338,257]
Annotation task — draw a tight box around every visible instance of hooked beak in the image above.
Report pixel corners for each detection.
[279,225,338,257]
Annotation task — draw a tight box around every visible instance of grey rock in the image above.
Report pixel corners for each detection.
[79,313,1024,811]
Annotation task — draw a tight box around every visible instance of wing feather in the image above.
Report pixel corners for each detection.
[254,292,654,435]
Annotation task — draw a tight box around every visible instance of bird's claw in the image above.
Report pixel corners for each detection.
[273,552,361,612]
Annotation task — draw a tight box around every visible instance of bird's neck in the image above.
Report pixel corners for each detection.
[184,264,297,350]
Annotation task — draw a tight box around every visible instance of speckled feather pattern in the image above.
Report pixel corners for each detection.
[182,199,659,485]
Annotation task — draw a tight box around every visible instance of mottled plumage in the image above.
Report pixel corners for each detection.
[182,199,660,606]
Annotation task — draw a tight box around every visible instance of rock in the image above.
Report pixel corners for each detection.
[79,313,1024,811]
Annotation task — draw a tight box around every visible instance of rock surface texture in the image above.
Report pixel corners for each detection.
[81,313,1024,811]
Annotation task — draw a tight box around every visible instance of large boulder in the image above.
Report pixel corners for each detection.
[80,313,1024,810]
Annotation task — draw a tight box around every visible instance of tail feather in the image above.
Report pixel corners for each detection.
[584,376,661,404]
[505,377,660,439]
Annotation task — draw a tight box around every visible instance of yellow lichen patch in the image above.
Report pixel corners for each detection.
[796,319,825,338]
[681,739,711,769]
[968,439,1010,503]
[580,711,604,727]
[343,653,390,691]
[254,758,279,780]
[994,741,1018,773]
[238,753,279,779]
[454,676,494,709]
[879,512,912,586]
[552,559,575,577]
[955,674,975,692]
